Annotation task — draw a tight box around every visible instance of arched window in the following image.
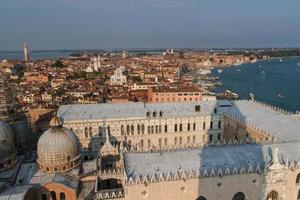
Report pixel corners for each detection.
[60,192,66,200]
[155,125,158,134]
[126,125,130,134]
[54,167,58,171]
[107,126,111,134]
[63,166,67,170]
[296,173,300,184]
[266,190,279,200]
[196,196,207,200]
[151,126,154,134]
[137,124,141,134]
[159,111,163,117]
[121,125,124,135]
[85,127,88,138]
[46,167,50,171]
[232,192,245,200]
[50,191,57,200]
[141,124,145,134]
[131,125,134,135]
[89,127,93,137]
[297,190,300,200]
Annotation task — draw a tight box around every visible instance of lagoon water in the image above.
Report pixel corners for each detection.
[212,57,300,112]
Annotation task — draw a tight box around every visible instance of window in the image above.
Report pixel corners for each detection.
[63,166,66,170]
[187,136,190,143]
[50,191,57,200]
[85,127,88,138]
[203,122,206,130]
[60,192,66,200]
[89,127,93,137]
[151,126,154,134]
[159,125,162,133]
[164,138,168,145]
[193,135,196,143]
[46,167,50,171]
[179,124,182,131]
[218,121,221,129]
[155,125,158,134]
[187,123,190,131]
[218,133,221,141]
[209,134,213,142]
[266,190,279,200]
[174,137,177,144]
[296,173,300,184]
[141,124,145,134]
[179,137,182,144]
[146,111,150,117]
[42,194,47,200]
[175,124,178,132]
[298,190,300,200]
[126,125,130,134]
[159,111,163,117]
[232,192,245,200]
[153,111,157,117]
[193,123,196,130]
[131,125,134,135]
[121,125,124,135]
[147,126,150,134]
[137,124,141,134]
[165,125,168,133]
[148,139,151,147]
[159,138,162,146]
[141,139,144,147]
[210,121,213,129]
[196,196,207,200]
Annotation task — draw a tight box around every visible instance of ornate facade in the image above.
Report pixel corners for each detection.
[1,100,300,200]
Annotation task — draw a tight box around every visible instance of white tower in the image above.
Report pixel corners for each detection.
[24,42,30,63]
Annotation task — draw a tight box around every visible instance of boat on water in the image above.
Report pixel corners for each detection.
[279,58,283,63]
[261,70,265,74]
[237,69,241,72]
[278,93,285,99]
[217,69,223,73]
[297,63,300,66]
[258,65,262,68]
[248,93,255,101]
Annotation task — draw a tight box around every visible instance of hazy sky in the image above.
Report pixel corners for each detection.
[1,0,300,50]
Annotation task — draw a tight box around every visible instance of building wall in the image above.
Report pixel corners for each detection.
[125,173,263,200]
[63,114,224,150]
[35,183,77,200]
[223,116,268,142]
[147,90,202,103]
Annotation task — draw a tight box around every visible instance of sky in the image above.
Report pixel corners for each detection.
[0,0,300,51]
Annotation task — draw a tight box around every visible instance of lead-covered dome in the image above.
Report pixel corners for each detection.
[0,120,17,172]
[37,116,81,173]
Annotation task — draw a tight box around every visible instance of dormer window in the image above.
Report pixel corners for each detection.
[146,111,150,117]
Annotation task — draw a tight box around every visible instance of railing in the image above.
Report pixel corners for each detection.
[96,188,124,200]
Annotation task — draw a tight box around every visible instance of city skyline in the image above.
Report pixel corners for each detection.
[1,0,300,51]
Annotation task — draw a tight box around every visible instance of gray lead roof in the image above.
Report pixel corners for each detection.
[58,100,231,122]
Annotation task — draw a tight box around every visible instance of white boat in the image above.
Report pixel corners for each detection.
[261,70,265,74]
[279,58,283,63]
[217,69,223,73]
[297,63,300,66]
[237,69,241,72]
[258,65,262,68]
[248,93,255,101]
[278,93,285,99]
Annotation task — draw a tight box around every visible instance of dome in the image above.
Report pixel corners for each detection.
[37,117,81,173]
[0,120,17,172]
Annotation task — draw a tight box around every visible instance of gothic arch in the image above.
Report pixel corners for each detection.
[266,190,279,200]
